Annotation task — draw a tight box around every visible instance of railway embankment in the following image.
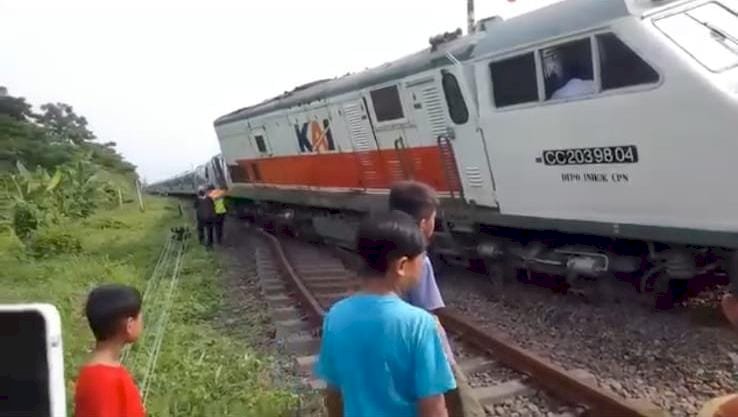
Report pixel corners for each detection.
[1,198,297,417]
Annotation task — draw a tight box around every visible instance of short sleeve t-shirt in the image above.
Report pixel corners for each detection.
[74,364,145,417]
[403,256,455,365]
[315,294,456,417]
[404,256,445,311]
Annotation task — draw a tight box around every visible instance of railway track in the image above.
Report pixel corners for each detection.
[252,228,667,417]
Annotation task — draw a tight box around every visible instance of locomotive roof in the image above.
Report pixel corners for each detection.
[213,34,478,126]
[471,0,630,58]
[214,0,632,127]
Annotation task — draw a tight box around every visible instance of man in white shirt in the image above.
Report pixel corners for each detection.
[551,77,596,100]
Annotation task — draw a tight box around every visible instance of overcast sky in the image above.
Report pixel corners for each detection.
[0,0,560,182]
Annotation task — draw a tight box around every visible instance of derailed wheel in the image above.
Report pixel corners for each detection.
[640,269,674,310]
[592,273,621,304]
[483,258,515,296]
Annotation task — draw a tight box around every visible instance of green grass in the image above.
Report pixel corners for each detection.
[0,197,297,417]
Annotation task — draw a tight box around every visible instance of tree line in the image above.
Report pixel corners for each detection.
[0,86,139,252]
[0,89,136,175]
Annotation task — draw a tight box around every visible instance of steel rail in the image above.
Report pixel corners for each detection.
[437,309,666,417]
[261,228,666,417]
[259,229,325,329]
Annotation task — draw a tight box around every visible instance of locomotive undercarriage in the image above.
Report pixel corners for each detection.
[235,199,733,308]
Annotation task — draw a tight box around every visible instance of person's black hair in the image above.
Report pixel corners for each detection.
[389,181,439,222]
[85,284,142,341]
[356,210,426,277]
[207,184,215,191]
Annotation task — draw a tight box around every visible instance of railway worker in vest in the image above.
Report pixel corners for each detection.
[194,186,215,248]
[207,185,227,245]
[698,294,738,417]
[315,211,455,417]
[389,181,485,417]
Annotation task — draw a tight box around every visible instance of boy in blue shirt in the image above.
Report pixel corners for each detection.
[390,180,484,417]
[315,211,456,417]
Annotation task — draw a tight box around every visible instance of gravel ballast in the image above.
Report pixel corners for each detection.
[438,268,738,417]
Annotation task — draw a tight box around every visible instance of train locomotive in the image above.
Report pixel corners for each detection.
[149,0,738,305]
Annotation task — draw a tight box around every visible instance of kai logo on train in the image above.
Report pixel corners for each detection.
[295,119,336,153]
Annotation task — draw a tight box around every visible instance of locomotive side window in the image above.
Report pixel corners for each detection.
[441,70,469,125]
[254,135,268,153]
[370,85,404,122]
[489,53,538,107]
[654,3,738,72]
[541,38,594,100]
[597,34,659,90]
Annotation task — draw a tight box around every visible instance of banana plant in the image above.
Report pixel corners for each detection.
[5,158,116,238]
[6,161,64,238]
[9,161,62,201]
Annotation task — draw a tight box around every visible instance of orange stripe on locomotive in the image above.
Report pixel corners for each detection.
[234,146,461,192]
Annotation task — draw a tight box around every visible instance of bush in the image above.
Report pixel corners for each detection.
[0,228,27,260]
[27,227,82,258]
[12,201,40,239]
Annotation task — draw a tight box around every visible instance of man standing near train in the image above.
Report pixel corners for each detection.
[207,185,227,245]
[389,180,485,417]
[194,186,216,248]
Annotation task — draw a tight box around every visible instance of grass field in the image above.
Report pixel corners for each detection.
[0,197,296,417]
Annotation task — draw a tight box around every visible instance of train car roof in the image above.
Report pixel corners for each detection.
[214,0,638,127]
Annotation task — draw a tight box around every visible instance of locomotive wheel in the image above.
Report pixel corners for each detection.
[595,273,638,305]
[484,258,515,295]
[592,273,619,304]
[640,271,674,310]
[563,271,608,303]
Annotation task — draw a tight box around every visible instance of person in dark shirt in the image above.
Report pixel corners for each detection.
[193,186,215,248]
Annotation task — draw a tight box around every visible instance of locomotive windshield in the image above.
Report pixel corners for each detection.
[655,2,738,72]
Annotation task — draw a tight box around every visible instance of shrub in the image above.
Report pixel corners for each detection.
[27,227,82,258]
[12,201,41,239]
[0,228,27,260]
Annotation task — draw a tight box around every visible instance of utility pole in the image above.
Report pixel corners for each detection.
[135,179,145,212]
[467,0,475,34]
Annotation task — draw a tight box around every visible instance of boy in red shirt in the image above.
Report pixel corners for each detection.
[74,284,145,417]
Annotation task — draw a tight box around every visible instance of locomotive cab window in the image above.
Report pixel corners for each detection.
[489,52,538,107]
[441,70,469,124]
[597,33,659,90]
[254,135,268,153]
[370,85,404,122]
[541,38,594,100]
